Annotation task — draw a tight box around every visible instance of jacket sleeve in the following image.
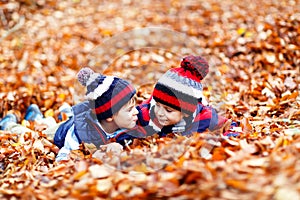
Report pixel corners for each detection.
[53,117,81,148]
[184,105,229,135]
[55,124,80,161]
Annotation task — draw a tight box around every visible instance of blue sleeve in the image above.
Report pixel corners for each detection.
[55,124,80,161]
[54,117,80,148]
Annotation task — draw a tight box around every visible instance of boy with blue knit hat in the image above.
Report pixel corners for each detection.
[116,55,239,145]
[54,67,138,161]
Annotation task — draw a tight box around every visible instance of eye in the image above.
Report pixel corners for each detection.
[166,108,173,113]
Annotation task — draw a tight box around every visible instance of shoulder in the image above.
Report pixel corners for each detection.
[73,101,90,110]
[136,98,152,123]
[194,103,215,121]
[72,101,94,117]
[137,98,152,116]
[137,98,151,110]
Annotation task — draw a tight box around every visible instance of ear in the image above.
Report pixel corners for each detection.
[106,117,114,122]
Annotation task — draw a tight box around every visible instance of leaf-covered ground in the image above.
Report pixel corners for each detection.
[0,0,299,199]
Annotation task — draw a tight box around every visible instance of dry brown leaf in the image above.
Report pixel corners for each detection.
[0,0,300,199]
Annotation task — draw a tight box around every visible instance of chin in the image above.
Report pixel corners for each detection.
[126,123,136,129]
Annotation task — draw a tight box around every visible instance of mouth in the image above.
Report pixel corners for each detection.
[132,117,138,122]
[157,118,168,125]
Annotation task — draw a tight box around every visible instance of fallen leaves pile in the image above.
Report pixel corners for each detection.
[0,0,299,199]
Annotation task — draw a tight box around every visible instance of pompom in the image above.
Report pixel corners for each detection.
[77,67,95,86]
[180,55,209,80]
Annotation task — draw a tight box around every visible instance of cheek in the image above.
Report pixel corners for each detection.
[121,111,130,118]
[169,113,183,123]
[154,109,160,118]
[115,116,131,128]
[122,111,134,121]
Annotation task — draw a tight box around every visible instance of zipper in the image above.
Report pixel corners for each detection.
[90,120,107,145]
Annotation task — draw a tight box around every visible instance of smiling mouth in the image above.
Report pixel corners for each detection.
[158,118,167,124]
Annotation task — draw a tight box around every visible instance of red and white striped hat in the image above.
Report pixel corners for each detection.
[152,55,209,115]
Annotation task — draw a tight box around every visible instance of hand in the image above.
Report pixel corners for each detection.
[221,119,232,133]
[223,130,240,137]
[116,133,135,147]
[103,142,124,154]
[223,122,242,137]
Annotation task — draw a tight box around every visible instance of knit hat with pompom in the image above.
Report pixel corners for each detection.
[77,67,136,120]
[152,55,209,115]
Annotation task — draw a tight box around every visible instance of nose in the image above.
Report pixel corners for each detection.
[156,106,165,117]
[132,107,138,115]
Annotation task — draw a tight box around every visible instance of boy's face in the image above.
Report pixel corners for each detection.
[154,102,185,127]
[113,99,138,129]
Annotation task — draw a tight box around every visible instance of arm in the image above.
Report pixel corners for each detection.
[184,104,241,137]
[183,104,229,135]
[55,124,80,161]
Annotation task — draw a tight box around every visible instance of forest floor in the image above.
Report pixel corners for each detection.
[0,0,299,199]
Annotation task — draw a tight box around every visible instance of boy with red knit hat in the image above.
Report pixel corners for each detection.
[54,67,138,161]
[116,55,238,145]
